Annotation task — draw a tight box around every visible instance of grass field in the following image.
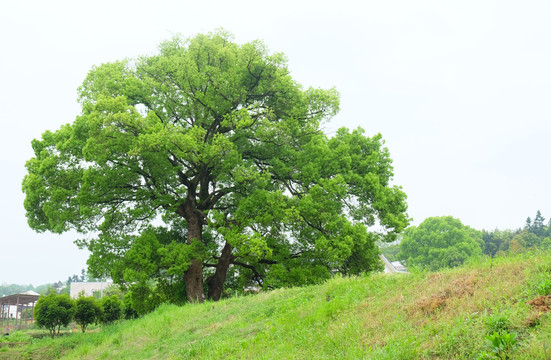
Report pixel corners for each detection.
[2,250,551,359]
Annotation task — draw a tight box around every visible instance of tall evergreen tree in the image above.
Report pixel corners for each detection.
[532,210,546,237]
[524,217,533,231]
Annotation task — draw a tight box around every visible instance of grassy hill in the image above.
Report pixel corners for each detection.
[4,251,551,359]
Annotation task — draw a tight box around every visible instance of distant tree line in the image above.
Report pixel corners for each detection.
[0,283,53,298]
[482,210,551,257]
[383,210,551,271]
[1,269,99,298]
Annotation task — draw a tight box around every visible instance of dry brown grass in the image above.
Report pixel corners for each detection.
[410,273,479,316]
[525,294,551,327]
[355,256,541,356]
[527,295,551,313]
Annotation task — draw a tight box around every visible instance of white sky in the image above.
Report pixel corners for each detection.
[1,0,550,285]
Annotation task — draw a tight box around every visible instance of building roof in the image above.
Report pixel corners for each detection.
[0,291,40,306]
[380,254,407,273]
[390,261,407,272]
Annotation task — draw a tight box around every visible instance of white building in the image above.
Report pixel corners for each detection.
[380,254,407,273]
[70,281,113,298]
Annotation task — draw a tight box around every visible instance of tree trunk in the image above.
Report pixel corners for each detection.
[184,203,205,303]
[206,242,234,301]
[184,259,205,303]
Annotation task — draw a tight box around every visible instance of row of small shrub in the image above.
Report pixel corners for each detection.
[34,293,123,337]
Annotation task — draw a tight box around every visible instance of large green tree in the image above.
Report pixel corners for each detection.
[23,31,409,303]
[398,216,483,270]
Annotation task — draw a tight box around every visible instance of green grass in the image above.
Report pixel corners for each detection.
[6,250,551,359]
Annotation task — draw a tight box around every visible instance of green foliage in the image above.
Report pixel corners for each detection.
[380,243,401,262]
[527,210,546,237]
[541,237,551,250]
[22,30,409,302]
[34,293,76,337]
[482,230,515,257]
[20,308,33,320]
[264,263,331,288]
[493,230,542,255]
[121,282,164,317]
[0,284,34,297]
[535,278,551,295]
[101,284,124,298]
[101,295,122,324]
[484,312,511,335]
[481,211,551,258]
[398,216,483,270]
[1,331,31,343]
[481,331,518,360]
[74,296,102,333]
[0,283,64,297]
[122,292,139,320]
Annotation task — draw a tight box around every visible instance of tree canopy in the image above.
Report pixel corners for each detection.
[398,216,483,270]
[100,295,122,324]
[23,31,409,303]
[74,296,102,333]
[34,293,76,337]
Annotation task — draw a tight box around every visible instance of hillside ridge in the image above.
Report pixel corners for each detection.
[6,251,551,359]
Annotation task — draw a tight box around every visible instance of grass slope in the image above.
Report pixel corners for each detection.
[5,251,551,359]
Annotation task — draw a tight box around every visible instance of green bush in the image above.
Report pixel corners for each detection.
[122,292,139,320]
[34,293,76,337]
[479,331,518,360]
[74,296,102,333]
[536,278,551,295]
[101,295,122,324]
[484,312,511,335]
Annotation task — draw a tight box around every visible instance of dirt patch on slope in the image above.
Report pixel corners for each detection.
[525,294,551,327]
[411,274,478,316]
[527,295,551,313]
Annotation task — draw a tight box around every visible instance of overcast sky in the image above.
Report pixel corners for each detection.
[1,0,550,285]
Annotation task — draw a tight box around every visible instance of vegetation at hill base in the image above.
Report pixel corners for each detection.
[33,294,76,338]
[29,293,123,339]
[73,297,102,333]
[3,250,551,359]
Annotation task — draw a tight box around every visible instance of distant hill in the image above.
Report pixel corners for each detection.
[0,283,57,297]
[0,284,35,297]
